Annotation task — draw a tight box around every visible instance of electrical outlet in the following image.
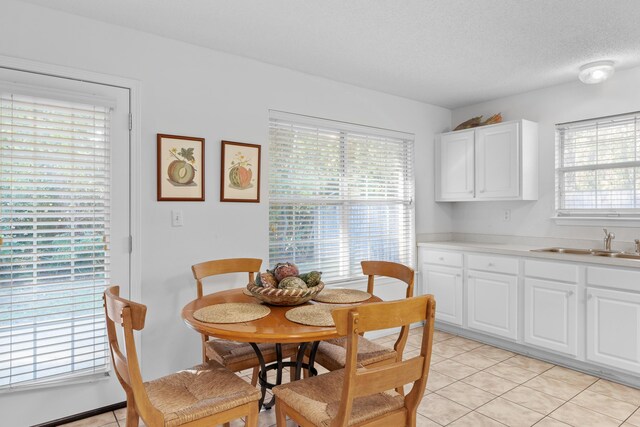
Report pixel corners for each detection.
[172,210,184,227]
[502,209,511,222]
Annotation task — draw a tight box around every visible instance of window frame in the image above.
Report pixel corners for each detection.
[554,111,640,224]
[268,110,416,284]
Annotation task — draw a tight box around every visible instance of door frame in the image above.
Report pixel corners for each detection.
[0,54,142,307]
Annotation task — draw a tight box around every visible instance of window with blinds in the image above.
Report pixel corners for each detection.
[269,111,415,283]
[0,91,111,389]
[556,112,640,217]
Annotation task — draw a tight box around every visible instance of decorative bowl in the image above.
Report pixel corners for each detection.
[246,281,325,306]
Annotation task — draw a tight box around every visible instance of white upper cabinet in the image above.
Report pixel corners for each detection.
[436,119,538,201]
[476,122,519,198]
[437,130,474,201]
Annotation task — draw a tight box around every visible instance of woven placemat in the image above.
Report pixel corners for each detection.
[193,303,270,324]
[285,305,335,327]
[313,288,371,304]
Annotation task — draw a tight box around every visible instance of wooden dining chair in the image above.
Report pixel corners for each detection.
[191,258,298,385]
[313,260,415,372]
[104,286,260,427]
[273,295,435,426]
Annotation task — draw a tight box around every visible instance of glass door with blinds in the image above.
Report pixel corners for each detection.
[0,68,130,392]
[269,111,415,284]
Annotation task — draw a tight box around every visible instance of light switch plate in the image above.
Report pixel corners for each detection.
[172,210,184,227]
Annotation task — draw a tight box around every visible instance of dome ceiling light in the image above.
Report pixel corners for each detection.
[578,61,615,84]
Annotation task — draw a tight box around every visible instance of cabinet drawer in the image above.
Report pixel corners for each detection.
[587,267,640,292]
[525,260,578,283]
[424,250,463,267]
[468,254,518,275]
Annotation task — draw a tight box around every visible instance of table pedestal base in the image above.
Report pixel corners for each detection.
[250,341,320,409]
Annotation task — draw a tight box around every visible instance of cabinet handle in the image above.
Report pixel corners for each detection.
[479,189,485,193]
[487,262,494,267]
[438,257,444,261]
[468,190,473,194]
[567,291,574,296]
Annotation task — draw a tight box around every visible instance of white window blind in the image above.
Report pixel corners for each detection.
[556,112,640,217]
[0,91,111,390]
[269,112,415,283]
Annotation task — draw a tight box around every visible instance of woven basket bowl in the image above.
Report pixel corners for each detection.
[246,281,325,306]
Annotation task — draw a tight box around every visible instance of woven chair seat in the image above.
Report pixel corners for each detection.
[144,360,261,427]
[273,369,404,427]
[206,339,299,366]
[313,337,396,371]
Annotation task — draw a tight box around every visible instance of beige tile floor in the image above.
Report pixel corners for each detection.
[62,327,640,427]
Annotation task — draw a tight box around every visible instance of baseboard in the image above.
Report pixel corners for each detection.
[31,401,126,427]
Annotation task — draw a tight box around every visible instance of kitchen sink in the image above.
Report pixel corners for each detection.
[532,247,640,260]
[532,247,594,255]
[613,253,640,260]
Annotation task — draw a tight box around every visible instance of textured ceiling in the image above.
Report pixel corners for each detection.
[17,0,640,108]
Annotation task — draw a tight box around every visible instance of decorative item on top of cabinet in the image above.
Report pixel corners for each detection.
[435,119,538,202]
[453,113,502,131]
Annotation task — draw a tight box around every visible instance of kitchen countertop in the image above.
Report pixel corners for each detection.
[418,241,640,269]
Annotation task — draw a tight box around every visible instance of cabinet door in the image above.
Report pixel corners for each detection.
[587,287,640,373]
[524,279,577,356]
[438,130,474,200]
[423,264,463,325]
[468,271,518,339]
[476,122,519,199]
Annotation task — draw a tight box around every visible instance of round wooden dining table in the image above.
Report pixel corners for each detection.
[181,288,382,408]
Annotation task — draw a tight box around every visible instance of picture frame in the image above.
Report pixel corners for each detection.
[220,140,261,203]
[157,134,205,201]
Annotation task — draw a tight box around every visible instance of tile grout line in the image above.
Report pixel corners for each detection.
[428,339,573,426]
[425,345,518,425]
[441,355,554,426]
[428,330,640,427]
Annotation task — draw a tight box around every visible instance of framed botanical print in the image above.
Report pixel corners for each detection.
[220,140,261,202]
[157,134,205,201]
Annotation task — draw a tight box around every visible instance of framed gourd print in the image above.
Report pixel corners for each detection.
[220,140,261,202]
[157,134,205,201]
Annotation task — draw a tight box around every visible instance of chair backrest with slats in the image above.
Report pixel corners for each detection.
[330,295,436,426]
[104,286,162,424]
[191,258,262,298]
[361,260,415,357]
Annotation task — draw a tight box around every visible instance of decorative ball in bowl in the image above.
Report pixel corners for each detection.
[247,263,325,306]
[247,281,325,306]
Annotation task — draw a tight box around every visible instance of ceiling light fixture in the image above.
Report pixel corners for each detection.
[578,61,615,84]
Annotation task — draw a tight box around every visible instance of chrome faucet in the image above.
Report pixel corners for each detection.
[635,239,640,254]
[603,228,615,251]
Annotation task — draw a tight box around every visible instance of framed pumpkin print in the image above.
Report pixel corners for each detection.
[220,140,261,202]
[157,134,205,201]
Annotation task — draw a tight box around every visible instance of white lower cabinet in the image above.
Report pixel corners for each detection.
[524,278,578,356]
[467,270,518,340]
[422,264,463,326]
[419,245,640,380]
[586,287,640,374]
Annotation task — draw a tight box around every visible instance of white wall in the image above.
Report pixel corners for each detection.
[451,66,640,244]
[0,1,451,425]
